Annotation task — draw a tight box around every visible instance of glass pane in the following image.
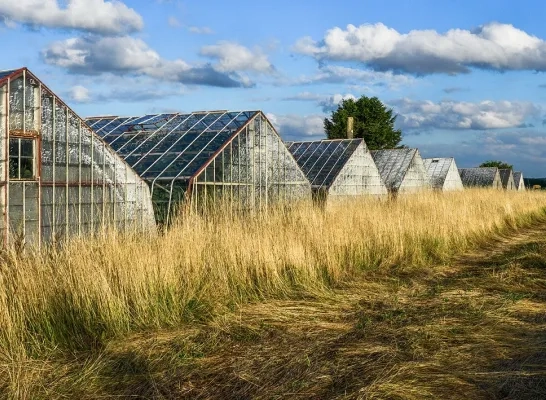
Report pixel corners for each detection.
[20,139,33,157]
[20,158,34,179]
[8,157,18,179]
[9,138,18,155]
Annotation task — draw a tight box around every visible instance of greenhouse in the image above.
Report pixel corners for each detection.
[370,148,431,194]
[513,171,525,191]
[422,157,464,191]
[458,168,503,189]
[0,68,155,246]
[499,169,516,190]
[85,111,311,223]
[286,139,387,201]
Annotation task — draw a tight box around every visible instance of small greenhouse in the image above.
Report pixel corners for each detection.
[85,111,311,223]
[370,148,431,194]
[513,171,525,191]
[422,157,464,191]
[499,169,516,190]
[0,68,155,246]
[286,139,387,200]
[458,168,503,189]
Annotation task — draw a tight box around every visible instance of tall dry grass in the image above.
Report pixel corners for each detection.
[0,189,545,361]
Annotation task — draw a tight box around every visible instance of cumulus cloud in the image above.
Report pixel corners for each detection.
[266,113,325,140]
[319,93,357,113]
[290,65,415,88]
[200,41,274,74]
[0,0,143,35]
[42,36,252,88]
[68,85,90,103]
[294,22,546,75]
[392,98,540,131]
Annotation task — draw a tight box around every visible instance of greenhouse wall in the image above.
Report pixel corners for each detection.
[0,68,155,246]
[327,142,387,197]
[371,149,431,194]
[398,150,432,193]
[423,158,464,191]
[513,172,525,191]
[189,113,311,213]
[499,169,516,191]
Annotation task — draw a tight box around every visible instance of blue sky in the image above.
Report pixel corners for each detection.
[2,0,546,176]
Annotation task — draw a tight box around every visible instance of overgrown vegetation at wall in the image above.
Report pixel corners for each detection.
[1,189,546,398]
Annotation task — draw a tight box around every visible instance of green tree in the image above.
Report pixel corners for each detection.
[324,96,403,150]
[479,160,513,169]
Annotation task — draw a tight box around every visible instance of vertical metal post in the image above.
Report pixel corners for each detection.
[112,149,117,226]
[250,126,255,210]
[78,119,82,237]
[264,116,268,208]
[37,82,42,246]
[2,81,8,245]
[124,163,128,232]
[212,158,216,204]
[4,78,9,246]
[52,97,56,240]
[102,138,106,230]
[22,71,26,239]
[90,127,94,232]
[229,141,233,211]
[65,107,69,239]
[203,168,207,211]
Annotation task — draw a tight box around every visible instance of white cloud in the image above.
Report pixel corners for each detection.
[294,22,546,74]
[266,113,325,140]
[200,41,274,74]
[68,85,90,103]
[319,93,356,113]
[519,136,546,145]
[43,36,253,88]
[188,26,214,35]
[290,65,415,89]
[0,0,143,35]
[393,98,540,130]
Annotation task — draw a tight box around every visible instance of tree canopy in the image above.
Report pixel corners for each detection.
[479,160,513,170]
[324,95,403,150]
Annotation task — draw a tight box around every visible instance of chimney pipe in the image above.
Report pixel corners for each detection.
[346,116,354,139]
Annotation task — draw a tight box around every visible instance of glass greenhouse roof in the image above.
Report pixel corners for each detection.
[0,69,22,82]
[458,167,498,187]
[423,157,453,188]
[370,148,418,190]
[286,139,362,188]
[86,110,258,181]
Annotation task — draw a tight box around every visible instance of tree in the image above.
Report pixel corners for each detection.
[479,160,513,170]
[324,95,403,150]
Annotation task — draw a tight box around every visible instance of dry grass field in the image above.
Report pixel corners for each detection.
[1,189,546,399]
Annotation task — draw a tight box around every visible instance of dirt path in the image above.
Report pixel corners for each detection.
[98,224,546,399]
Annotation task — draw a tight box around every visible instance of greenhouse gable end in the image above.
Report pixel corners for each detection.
[0,67,155,246]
